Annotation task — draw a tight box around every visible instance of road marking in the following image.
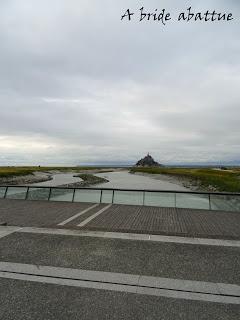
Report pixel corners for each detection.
[77,204,112,227]
[0,227,22,239]
[0,262,239,304]
[57,204,99,226]
[15,227,240,247]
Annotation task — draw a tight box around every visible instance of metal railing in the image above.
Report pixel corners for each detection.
[0,185,240,212]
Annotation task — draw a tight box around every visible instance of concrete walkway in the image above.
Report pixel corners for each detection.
[0,199,240,319]
[0,199,240,239]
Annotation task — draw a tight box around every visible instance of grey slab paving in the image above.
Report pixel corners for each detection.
[1,270,239,305]
[135,286,240,305]
[0,278,239,320]
[1,261,239,298]
[19,226,108,238]
[0,262,141,286]
[218,283,240,297]
[138,276,221,295]
[0,232,239,285]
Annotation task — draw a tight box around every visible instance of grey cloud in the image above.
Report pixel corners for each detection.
[0,0,239,165]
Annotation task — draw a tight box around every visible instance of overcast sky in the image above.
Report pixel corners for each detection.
[0,0,239,165]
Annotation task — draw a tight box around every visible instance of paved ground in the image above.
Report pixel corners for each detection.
[0,199,240,239]
[1,277,239,320]
[2,277,239,320]
[0,227,239,319]
[0,199,240,319]
[0,199,99,227]
[0,231,239,284]
[80,204,240,239]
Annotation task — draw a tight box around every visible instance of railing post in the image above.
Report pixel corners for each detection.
[72,189,76,202]
[100,190,103,203]
[174,193,177,208]
[48,188,52,201]
[25,187,30,200]
[4,186,8,199]
[209,194,212,210]
[112,190,115,204]
[3,186,8,199]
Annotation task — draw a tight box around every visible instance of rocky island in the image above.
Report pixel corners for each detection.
[135,153,163,167]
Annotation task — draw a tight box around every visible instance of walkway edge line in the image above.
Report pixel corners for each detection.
[2,226,240,247]
[0,262,239,304]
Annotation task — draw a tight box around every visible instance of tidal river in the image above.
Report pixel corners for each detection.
[30,170,187,191]
[93,171,187,191]
[27,170,190,206]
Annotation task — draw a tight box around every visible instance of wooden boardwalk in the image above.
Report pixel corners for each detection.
[0,199,240,239]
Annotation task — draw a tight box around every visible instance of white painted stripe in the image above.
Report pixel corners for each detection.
[0,232,14,239]
[77,204,112,227]
[16,227,240,247]
[0,262,239,304]
[57,204,99,226]
[0,226,22,232]
[0,227,22,239]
